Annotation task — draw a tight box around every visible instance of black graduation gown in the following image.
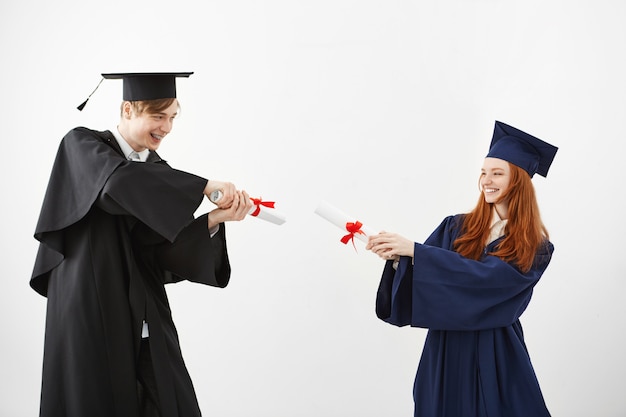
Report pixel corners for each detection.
[376,214,553,417]
[31,127,231,417]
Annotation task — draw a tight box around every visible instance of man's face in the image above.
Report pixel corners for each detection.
[124,100,178,152]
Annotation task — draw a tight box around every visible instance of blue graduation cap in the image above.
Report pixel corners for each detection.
[77,72,193,111]
[486,121,558,178]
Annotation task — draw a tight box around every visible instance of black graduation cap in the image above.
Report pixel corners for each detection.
[77,72,193,111]
[486,121,558,178]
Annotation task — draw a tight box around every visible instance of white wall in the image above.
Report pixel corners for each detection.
[1,1,625,416]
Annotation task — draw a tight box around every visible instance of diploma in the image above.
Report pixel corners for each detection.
[210,191,286,225]
[248,197,286,225]
[314,200,377,245]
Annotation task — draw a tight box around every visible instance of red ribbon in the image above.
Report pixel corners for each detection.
[341,221,365,250]
[250,197,275,217]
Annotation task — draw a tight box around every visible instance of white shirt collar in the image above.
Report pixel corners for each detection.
[111,127,150,162]
[487,207,508,245]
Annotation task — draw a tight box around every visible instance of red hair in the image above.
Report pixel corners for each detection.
[453,162,549,273]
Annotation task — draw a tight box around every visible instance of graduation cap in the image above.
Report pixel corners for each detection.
[77,72,193,111]
[486,121,558,178]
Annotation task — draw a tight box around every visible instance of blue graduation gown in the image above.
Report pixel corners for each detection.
[376,215,553,417]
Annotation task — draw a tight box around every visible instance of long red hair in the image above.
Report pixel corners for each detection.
[453,162,549,273]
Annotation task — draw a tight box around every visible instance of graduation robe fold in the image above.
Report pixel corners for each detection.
[31,127,231,417]
[376,215,553,417]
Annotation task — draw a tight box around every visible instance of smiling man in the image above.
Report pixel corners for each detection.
[31,72,253,417]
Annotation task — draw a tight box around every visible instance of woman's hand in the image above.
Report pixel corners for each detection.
[207,190,253,228]
[204,180,237,209]
[366,231,414,261]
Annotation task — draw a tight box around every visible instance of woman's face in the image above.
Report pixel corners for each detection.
[123,100,179,152]
[480,157,511,205]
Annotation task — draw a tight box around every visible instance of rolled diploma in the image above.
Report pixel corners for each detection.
[249,203,286,225]
[210,191,285,225]
[314,200,377,244]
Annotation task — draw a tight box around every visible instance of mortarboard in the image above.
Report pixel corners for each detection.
[486,121,558,178]
[77,72,193,111]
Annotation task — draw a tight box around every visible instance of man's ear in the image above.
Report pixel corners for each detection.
[122,101,133,120]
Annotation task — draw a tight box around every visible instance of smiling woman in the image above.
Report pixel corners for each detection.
[480,158,511,208]
[366,121,558,417]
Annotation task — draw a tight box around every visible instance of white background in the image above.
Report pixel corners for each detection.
[1,1,625,416]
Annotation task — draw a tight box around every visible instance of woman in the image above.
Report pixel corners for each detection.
[31,72,253,417]
[367,121,557,417]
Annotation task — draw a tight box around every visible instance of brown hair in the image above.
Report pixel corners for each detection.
[453,162,549,273]
[120,98,179,117]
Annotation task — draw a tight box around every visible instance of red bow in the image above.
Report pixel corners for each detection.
[250,197,275,216]
[341,221,365,250]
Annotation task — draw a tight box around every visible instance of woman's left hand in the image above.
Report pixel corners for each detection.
[366,231,414,261]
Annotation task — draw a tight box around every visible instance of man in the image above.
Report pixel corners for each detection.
[31,72,252,417]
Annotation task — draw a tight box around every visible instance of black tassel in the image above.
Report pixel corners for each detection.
[76,99,89,111]
[76,77,104,111]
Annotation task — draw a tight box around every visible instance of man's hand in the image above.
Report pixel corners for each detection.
[208,190,253,229]
[204,180,237,209]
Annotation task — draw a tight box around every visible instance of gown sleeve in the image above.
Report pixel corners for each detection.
[376,215,554,331]
[155,214,231,288]
[96,160,207,241]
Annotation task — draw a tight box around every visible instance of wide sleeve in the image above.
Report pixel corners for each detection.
[409,243,552,330]
[156,214,231,288]
[376,215,460,326]
[96,156,207,242]
[375,257,414,326]
[375,215,554,331]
